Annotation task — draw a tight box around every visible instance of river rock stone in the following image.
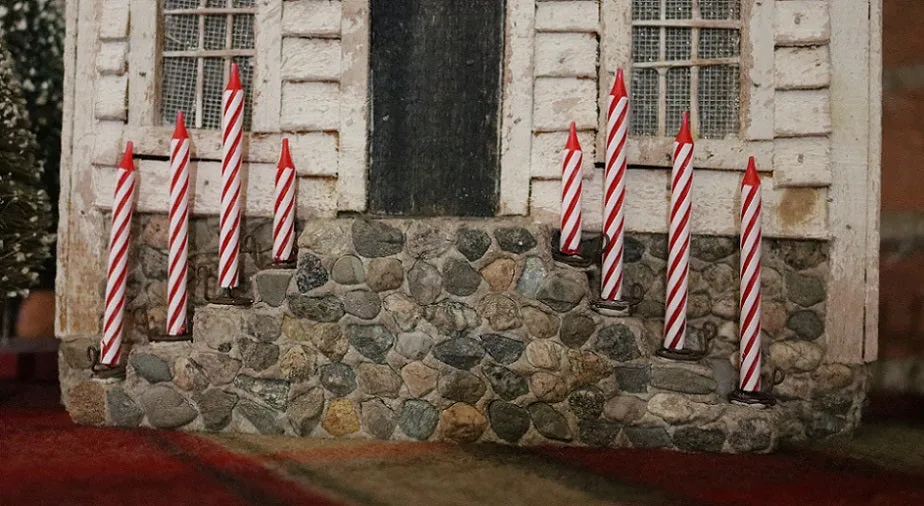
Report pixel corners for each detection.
[483,363,529,400]
[396,331,433,360]
[651,366,717,394]
[254,270,293,307]
[174,357,209,391]
[331,255,365,285]
[521,307,560,339]
[357,363,402,397]
[233,375,290,410]
[624,235,645,263]
[785,271,826,307]
[709,358,738,397]
[107,388,143,427]
[295,253,329,293]
[399,399,439,440]
[193,306,244,350]
[408,262,442,305]
[488,401,530,443]
[432,337,485,369]
[478,294,521,331]
[289,294,344,322]
[366,258,404,291]
[443,258,483,296]
[238,339,279,372]
[673,427,726,452]
[67,381,106,426]
[568,350,611,387]
[401,361,439,397]
[438,370,486,404]
[130,353,172,384]
[194,389,238,431]
[560,313,595,348]
[456,227,492,261]
[770,340,824,373]
[280,345,316,381]
[779,240,828,270]
[248,312,282,342]
[238,400,285,435]
[347,325,395,363]
[728,417,773,452]
[579,420,621,447]
[528,402,572,441]
[516,257,550,298]
[439,403,488,443]
[603,395,647,423]
[481,333,526,365]
[299,219,352,256]
[343,290,382,320]
[594,324,641,361]
[703,263,736,294]
[624,427,672,449]
[323,399,360,436]
[787,310,825,340]
[352,219,405,258]
[481,258,516,292]
[691,236,737,262]
[308,323,348,362]
[614,365,650,393]
[287,388,325,436]
[526,340,563,370]
[537,272,586,312]
[192,351,241,385]
[495,227,536,254]
[406,222,453,258]
[362,399,397,439]
[568,387,605,420]
[530,372,568,402]
[139,386,197,429]
[320,363,357,397]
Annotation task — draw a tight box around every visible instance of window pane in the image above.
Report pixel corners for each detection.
[701,0,741,21]
[234,55,254,131]
[630,69,659,136]
[632,26,660,63]
[202,57,225,130]
[232,14,255,49]
[699,65,740,138]
[632,0,660,21]
[203,15,227,50]
[699,29,740,59]
[665,28,691,61]
[233,0,256,7]
[164,0,200,10]
[665,0,692,20]
[206,0,228,8]
[162,57,198,126]
[164,15,199,51]
[665,67,690,136]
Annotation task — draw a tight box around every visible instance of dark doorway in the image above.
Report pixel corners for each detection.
[368,0,505,217]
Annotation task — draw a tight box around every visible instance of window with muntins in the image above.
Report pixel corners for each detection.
[161,0,255,130]
[630,0,741,139]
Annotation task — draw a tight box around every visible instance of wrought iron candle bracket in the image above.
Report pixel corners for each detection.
[729,369,781,408]
[87,346,126,380]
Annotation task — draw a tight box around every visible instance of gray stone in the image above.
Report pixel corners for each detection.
[703,263,736,294]
[286,388,325,436]
[294,253,329,293]
[362,399,397,439]
[651,367,717,394]
[538,272,586,312]
[193,389,238,431]
[382,293,421,331]
[343,290,382,320]
[192,351,242,385]
[806,412,849,439]
[348,324,396,363]
[432,337,485,370]
[814,392,856,417]
[248,312,282,342]
[478,294,521,331]
[614,365,649,393]
[442,258,483,296]
[786,310,825,340]
[521,307,560,339]
[528,402,572,442]
[687,293,713,319]
[624,427,672,449]
[139,386,198,429]
[603,395,647,423]
[456,227,492,261]
[353,219,405,258]
[254,270,294,307]
[483,363,529,400]
[488,401,531,443]
[237,399,285,435]
[648,234,668,260]
[366,258,404,292]
[438,370,486,404]
[130,353,172,384]
[560,313,596,348]
[728,417,773,452]
[309,323,348,362]
[233,375,290,410]
[299,219,352,256]
[174,357,210,391]
[357,363,403,397]
[672,427,726,452]
[709,359,737,397]
[331,255,365,285]
[238,339,280,372]
[399,399,439,440]
[280,345,316,381]
[195,307,246,350]
[579,420,621,447]
[624,236,645,263]
[140,248,168,279]
[594,324,641,361]
[406,222,453,258]
[422,300,480,334]
[494,227,537,254]
[288,294,345,322]
[568,387,605,420]
[396,332,433,360]
[407,261,442,305]
[481,333,526,365]
[107,388,143,427]
[770,340,824,373]
[779,240,828,270]
[320,363,357,397]
[691,236,737,262]
[785,271,827,307]
[516,257,550,298]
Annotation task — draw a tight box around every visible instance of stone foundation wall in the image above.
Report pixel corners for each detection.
[59,218,868,453]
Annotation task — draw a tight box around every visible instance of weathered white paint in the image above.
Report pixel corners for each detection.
[282,38,342,81]
[865,0,883,361]
[535,0,600,33]
[774,0,830,45]
[534,32,598,78]
[771,137,832,188]
[98,0,129,40]
[280,81,341,131]
[533,77,598,131]
[743,0,775,141]
[94,75,127,121]
[774,89,831,136]
[91,121,126,166]
[96,41,127,75]
[282,0,342,37]
[251,0,283,133]
[626,138,773,171]
[337,0,369,211]
[775,46,831,90]
[598,0,632,161]
[530,130,597,180]
[126,0,158,127]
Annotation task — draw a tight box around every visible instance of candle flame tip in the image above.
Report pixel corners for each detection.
[173,111,189,139]
[675,112,693,144]
[743,156,760,186]
[119,142,134,171]
[278,138,295,169]
[226,63,243,91]
[610,69,627,97]
[565,122,581,150]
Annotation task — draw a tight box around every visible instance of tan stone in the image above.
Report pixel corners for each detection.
[478,294,521,331]
[604,395,647,423]
[526,340,563,371]
[401,361,439,398]
[530,372,568,402]
[67,381,107,426]
[438,403,488,443]
[140,215,169,248]
[567,350,611,387]
[761,302,788,334]
[647,393,725,425]
[769,340,824,373]
[280,345,317,381]
[322,399,360,437]
[813,364,854,391]
[357,363,403,398]
[310,323,348,362]
[521,307,560,339]
[480,258,516,292]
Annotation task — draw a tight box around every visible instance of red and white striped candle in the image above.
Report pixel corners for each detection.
[663,112,694,352]
[167,112,190,335]
[219,63,244,289]
[602,69,629,300]
[738,156,763,392]
[273,138,296,263]
[560,121,583,254]
[101,142,136,366]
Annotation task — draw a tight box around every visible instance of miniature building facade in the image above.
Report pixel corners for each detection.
[56,0,882,451]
